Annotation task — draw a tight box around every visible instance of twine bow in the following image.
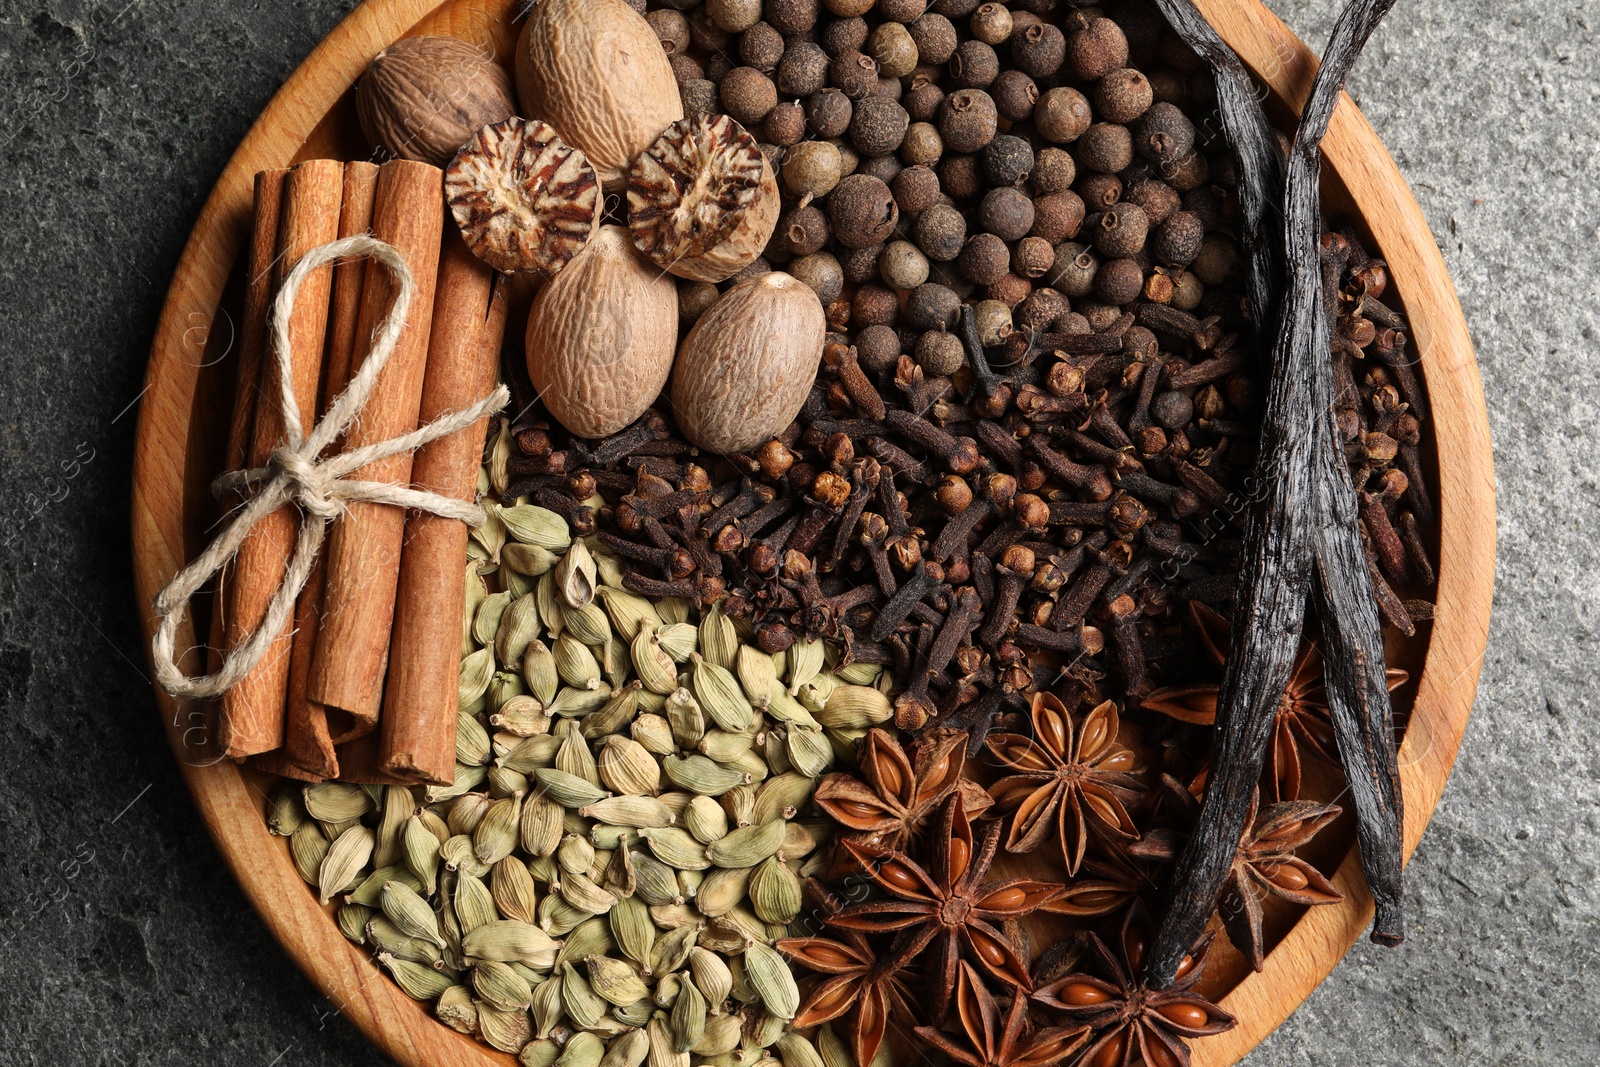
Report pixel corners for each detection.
[151,234,509,700]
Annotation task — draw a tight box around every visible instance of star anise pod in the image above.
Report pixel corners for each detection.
[914,960,1090,1067]
[1143,602,1408,801]
[815,727,992,873]
[1033,913,1234,1067]
[828,792,1064,1023]
[985,691,1147,875]
[776,927,920,1067]
[1040,841,1172,922]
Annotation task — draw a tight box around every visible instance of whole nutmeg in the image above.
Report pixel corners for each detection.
[908,13,959,65]
[671,272,827,453]
[959,232,1010,285]
[627,114,781,282]
[781,140,843,197]
[1096,67,1154,124]
[850,95,910,156]
[913,202,967,261]
[938,88,998,153]
[357,36,516,167]
[868,22,920,79]
[828,174,900,249]
[1031,147,1077,194]
[789,251,845,303]
[516,0,683,188]
[916,329,966,375]
[446,117,601,275]
[720,67,778,125]
[880,240,931,290]
[979,187,1035,241]
[1033,87,1092,144]
[527,225,677,437]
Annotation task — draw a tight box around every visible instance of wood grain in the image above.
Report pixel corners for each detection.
[130,1,1494,1064]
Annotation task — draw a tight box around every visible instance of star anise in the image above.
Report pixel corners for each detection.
[914,960,1090,1067]
[815,727,992,873]
[1040,841,1172,922]
[985,691,1147,875]
[776,927,920,1067]
[1143,602,1408,801]
[828,792,1063,1023]
[1033,913,1235,1067]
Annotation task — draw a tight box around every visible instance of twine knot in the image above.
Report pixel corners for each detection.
[150,235,509,702]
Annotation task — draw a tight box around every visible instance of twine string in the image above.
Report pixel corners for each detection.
[151,234,509,701]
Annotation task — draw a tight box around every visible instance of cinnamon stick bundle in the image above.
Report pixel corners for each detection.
[307,160,444,736]
[217,158,343,760]
[377,231,509,783]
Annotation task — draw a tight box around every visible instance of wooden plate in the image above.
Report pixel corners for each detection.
[131,1,1495,1063]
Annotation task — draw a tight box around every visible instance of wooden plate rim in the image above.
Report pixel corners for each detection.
[130,1,1495,1064]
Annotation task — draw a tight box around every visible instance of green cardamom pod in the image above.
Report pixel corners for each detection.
[553,633,603,691]
[521,1039,561,1067]
[687,947,733,1009]
[537,570,565,638]
[436,983,478,1034]
[719,785,756,829]
[782,724,832,778]
[582,682,643,741]
[317,825,374,905]
[639,827,711,870]
[590,824,643,852]
[474,590,513,648]
[600,1027,651,1067]
[692,866,751,918]
[346,865,422,908]
[631,629,680,695]
[501,504,572,551]
[502,558,535,599]
[454,872,499,935]
[448,793,491,837]
[474,958,534,1011]
[693,1014,742,1057]
[720,749,770,785]
[493,693,552,738]
[488,765,531,801]
[741,942,798,1020]
[831,657,881,686]
[690,654,754,733]
[458,647,496,711]
[597,586,662,642]
[556,726,601,787]
[814,684,893,729]
[530,973,565,1038]
[579,795,674,829]
[558,833,597,876]
[654,623,698,664]
[561,961,609,1030]
[555,915,616,969]
[563,600,612,647]
[752,774,815,825]
[664,687,705,750]
[747,857,801,925]
[462,919,560,969]
[781,820,828,860]
[504,541,560,577]
[534,768,610,809]
[587,953,650,1006]
[267,781,306,837]
[649,921,700,978]
[365,915,443,966]
[561,870,620,915]
[478,1001,534,1054]
[733,646,777,709]
[648,1013,691,1067]
[697,728,755,764]
[500,732,561,774]
[671,970,708,1051]
[520,792,566,857]
[495,592,541,670]
[609,894,656,970]
[523,640,560,704]
[774,1033,825,1067]
[442,828,494,875]
[377,952,452,1001]
[302,782,374,823]
[556,539,598,609]
[682,795,730,844]
[547,685,615,717]
[762,683,819,729]
[785,638,824,696]
[698,603,738,670]
[474,793,523,866]
[556,1032,605,1067]
[489,671,528,715]
[373,785,410,870]
[706,820,786,870]
[632,713,677,756]
[663,754,747,798]
[651,903,700,931]
[596,735,660,796]
[336,902,373,944]
[380,880,444,948]
[491,856,539,925]
[465,563,489,656]
[814,1024,853,1067]
[632,851,685,907]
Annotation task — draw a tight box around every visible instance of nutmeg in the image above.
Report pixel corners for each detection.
[356,36,516,167]
[526,226,678,438]
[516,0,683,188]
[627,114,780,282]
[671,272,827,453]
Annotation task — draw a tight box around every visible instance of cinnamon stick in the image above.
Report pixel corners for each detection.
[379,230,509,783]
[217,158,343,760]
[256,162,383,779]
[307,160,445,734]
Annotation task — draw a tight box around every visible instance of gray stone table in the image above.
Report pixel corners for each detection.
[0,0,1592,1064]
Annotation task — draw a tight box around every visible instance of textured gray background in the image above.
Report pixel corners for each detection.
[0,0,1592,1064]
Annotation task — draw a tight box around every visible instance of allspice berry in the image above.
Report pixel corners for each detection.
[830,50,881,99]
[646,10,692,55]
[678,279,720,322]
[1033,87,1092,144]
[880,240,931,290]
[806,88,853,138]
[781,139,843,197]
[789,251,845,303]
[1077,122,1134,174]
[741,22,786,72]
[879,0,929,21]
[979,187,1035,242]
[764,101,807,145]
[1125,179,1181,226]
[913,202,967,261]
[821,15,869,56]
[990,69,1038,122]
[1096,67,1154,124]
[908,13,959,65]
[969,3,1012,46]
[857,323,902,371]
[853,283,900,326]
[1154,210,1204,266]
[938,89,998,153]
[970,298,1014,345]
[892,164,942,214]
[960,232,1011,285]
[670,53,706,85]
[828,173,900,248]
[1095,256,1144,304]
[948,40,999,89]
[766,0,819,35]
[708,0,762,33]
[938,153,985,199]
[981,134,1034,187]
[1044,241,1100,298]
[906,282,961,330]
[680,78,720,120]
[868,22,920,78]
[1136,102,1197,163]
[1089,203,1148,258]
[780,204,830,257]
[1076,172,1123,211]
[904,78,946,122]
[916,329,966,375]
[1031,147,1077,193]
[1030,191,1085,243]
[850,95,911,155]
[1065,14,1129,81]
[1017,286,1070,330]
[858,153,903,184]
[1011,23,1066,79]
[720,67,778,125]
[1012,236,1054,279]
[777,42,830,96]
[900,122,944,166]
[1191,234,1240,285]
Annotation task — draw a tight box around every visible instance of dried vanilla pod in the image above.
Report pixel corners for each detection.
[445,117,602,275]
[627,114,782,282]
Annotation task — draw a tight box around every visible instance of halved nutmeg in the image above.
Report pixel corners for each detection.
[444,117,601,275]
[626,114,781,283]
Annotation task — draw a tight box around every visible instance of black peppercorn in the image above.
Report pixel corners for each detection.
[938,88,998,153]
[913,201,966,260]
[777,42,830,96]
[1011,23,1066,79]
[790,251,845,303]
[1094,256,1144,304]
[892,165,942,215]
[1096,67,1153,124]
[916,328,966,375]
[1077,122,1134,174]
[960,232,1010,285]
[903,77,946,122]
[1033,87,1092,144]
[806,88,853,138]
[938,153,984,199]
[900,121,944,166]
[780,204,831,257]
[981,134,1034,187]
[829,173,900,248]
[1012,235,1054,279]
[741,22,786,72]
[979,187,1035,242]
[989,69,1038,123]
[721,67,778,125]
[853,283,900,326]
[1151,390,1194,431]
[1135,101,1196,164]
[767,0,819,35]
[1030,191,1085,242]
[948,39,999,89]
[1065,13,1129,81]
[850,95,910,155]
[857,153,904,184]
[1075,172,1123,211]
[1030,147,1076,194]
[1153,210,1204,266]
[1124,178,1180,226]
[908,13,958,65]
[907,282,962,331]
[1089,203,1148,257]
[830,50,880,100]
